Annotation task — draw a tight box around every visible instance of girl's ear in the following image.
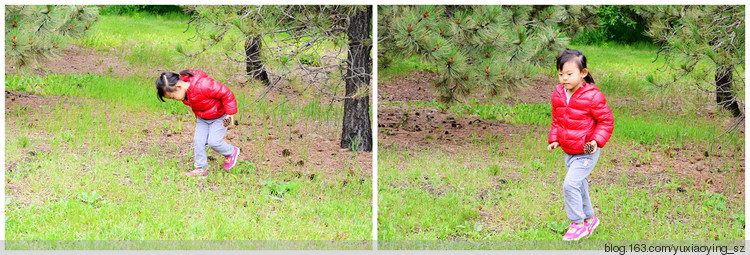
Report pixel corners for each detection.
[174,80,187,89]
[581,68,589,77]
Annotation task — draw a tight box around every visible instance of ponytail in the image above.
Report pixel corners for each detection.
[179,69,194,82]
[584,73,595,85]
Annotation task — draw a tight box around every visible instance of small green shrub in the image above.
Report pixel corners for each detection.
[79,191,103,204]
[262,180,299,197]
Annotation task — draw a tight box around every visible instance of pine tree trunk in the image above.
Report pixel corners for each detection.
[715,65,741,117]
[245,34,269,85]
[340,6,373,152]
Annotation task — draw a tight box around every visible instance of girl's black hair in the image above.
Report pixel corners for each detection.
[155,70,194,102]
[156,72,180,102]
[556,49,595,84]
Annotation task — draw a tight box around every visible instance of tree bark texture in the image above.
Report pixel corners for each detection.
[715,65,741,117]
[340,6,373,152]
[245,34,270,85]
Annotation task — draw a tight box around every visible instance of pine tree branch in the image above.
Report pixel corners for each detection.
[714,114,744,139]
[180,28,229,57]
[651,59,701,88]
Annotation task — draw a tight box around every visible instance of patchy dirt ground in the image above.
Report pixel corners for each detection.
[5,44,371,193]
[377,70,556,152]
[596,142,744,196]
[378,106,536,153]
[377,70,557,151]
[6,92,371,183]
[378,71,556,105]
[225,113,372,179]
[378,70,744,207]
[5,45,140,78]
[379,72,438,102]
[508,74,556,105]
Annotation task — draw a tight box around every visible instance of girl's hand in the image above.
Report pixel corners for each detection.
[547,142,560,152]
[223,115,234,127]
[585,140,598,154]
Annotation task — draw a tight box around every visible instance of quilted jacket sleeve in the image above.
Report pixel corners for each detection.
[589,90,614,147]
[206,79,238,115]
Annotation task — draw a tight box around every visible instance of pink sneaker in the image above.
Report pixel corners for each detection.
[186,167,208,179]
[562,223,589,241]
[585,215,600,238]
[224,147,240,170]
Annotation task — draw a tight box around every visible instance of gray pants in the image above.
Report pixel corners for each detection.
[563,148,601,223]
[194,114,235,169]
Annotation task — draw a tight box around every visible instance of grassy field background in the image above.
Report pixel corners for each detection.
[377,42,745,248]
[5,12,371,248]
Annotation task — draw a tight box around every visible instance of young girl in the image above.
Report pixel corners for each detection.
[156,69,241,178]
[547,49,614,241]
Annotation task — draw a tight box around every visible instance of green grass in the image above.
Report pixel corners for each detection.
[378,40,745,247]
[6,150,370,243]
[77,13,191,49]
[5,73,368,244]
[379,55,437,81]
[378,134,744,245]
[74,13,193,71]
[6,12,369,248]
[75,13,246,78]
[6,74,181,113]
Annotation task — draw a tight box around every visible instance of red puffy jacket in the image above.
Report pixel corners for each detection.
[548,82,614,155]
[179,70,238,120]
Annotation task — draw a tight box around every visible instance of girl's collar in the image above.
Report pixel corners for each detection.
[566,82,589,91]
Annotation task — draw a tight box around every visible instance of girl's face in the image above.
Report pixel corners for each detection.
[163,81,189,101]
[558,60,588,92]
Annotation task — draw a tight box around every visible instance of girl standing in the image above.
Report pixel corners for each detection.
[547,50,614,241]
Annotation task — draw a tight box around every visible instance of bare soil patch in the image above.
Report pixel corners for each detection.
[378,71,438,102]
[595,142,744,196]
[5,45,138,77]
[156,110,370,180]
[504,74,556,105]
[377,70,555,150]
[378,70,556,105]
[378,106,537,152]
[226,117,372,179]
